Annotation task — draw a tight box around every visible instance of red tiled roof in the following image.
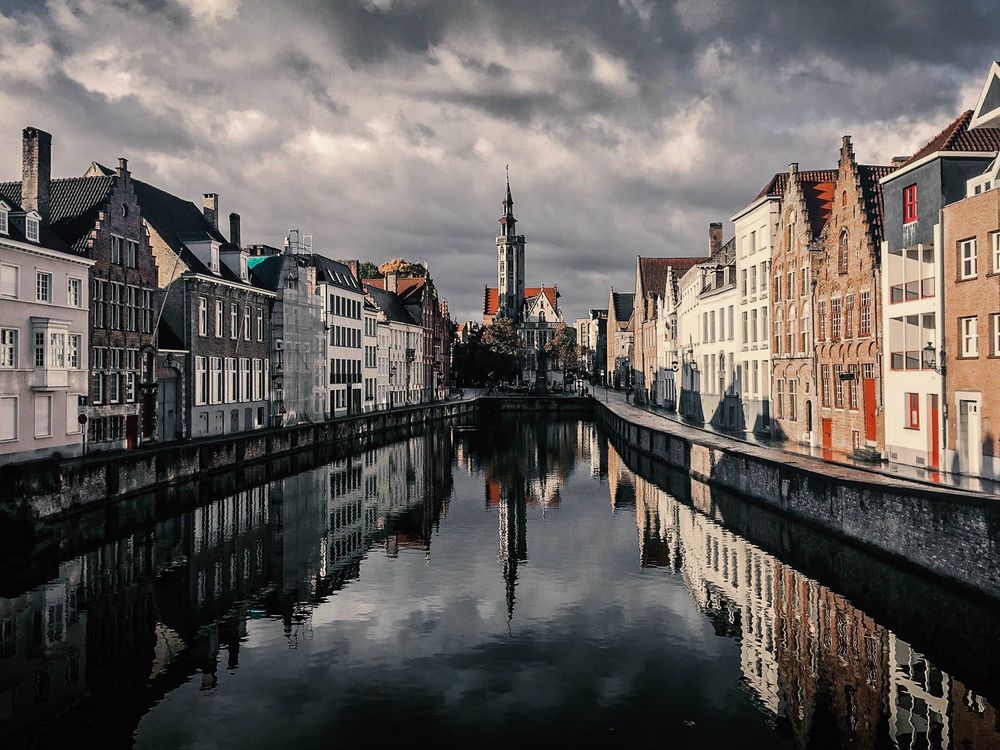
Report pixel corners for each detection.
[483,285,558,316]
[901,110,1000,168]
[755,170,838,200]
[803,177,836,238]
[362,276,425,296]
[638,256,703,296]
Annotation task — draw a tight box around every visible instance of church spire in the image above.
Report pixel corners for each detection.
[500,165,516,237]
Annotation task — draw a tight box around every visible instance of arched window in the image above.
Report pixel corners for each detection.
[838,229,849,273]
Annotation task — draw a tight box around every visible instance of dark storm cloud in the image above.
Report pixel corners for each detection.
[0,0,995,323]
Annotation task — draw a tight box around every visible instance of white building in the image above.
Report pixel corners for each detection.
[367,284,424,408]
[312,255,365,417]
[0,200,94,465]
[362,298,378,412]
[732,187,776,434]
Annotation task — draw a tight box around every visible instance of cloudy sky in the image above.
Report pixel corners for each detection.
[0,0,996,323]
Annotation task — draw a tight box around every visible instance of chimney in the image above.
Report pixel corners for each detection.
[708,222,723,257]
[117,157,129,176]
[344,259,360,279]
[788,162,798,176]
[22,127,52,222]
[891,155,910,167]
[229,212,241,247]
[203,193,219,230]
[385,271,398,293]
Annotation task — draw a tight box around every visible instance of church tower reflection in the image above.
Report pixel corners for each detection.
[497,479,528,622]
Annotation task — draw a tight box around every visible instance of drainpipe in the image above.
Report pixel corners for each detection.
[936,213,947,470]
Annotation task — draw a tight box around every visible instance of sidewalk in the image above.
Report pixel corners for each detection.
[597,389,1000,498]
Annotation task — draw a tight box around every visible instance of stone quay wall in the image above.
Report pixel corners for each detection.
[3,399,477,521]
[594,399,1000,602]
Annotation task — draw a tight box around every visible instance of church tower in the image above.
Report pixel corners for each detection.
[497,168,526,321]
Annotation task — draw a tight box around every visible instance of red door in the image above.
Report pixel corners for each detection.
[863,378,876,442]
[821,418,833,459]
[126,414,139,450]
[929,394,939,470]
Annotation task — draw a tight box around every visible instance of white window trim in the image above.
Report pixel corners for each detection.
[960,238,978,280]
[0,395,18,441]
[960,316,978,357]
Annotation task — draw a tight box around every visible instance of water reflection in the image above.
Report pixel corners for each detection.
[625,439,1000,748]
[0,418,997,748]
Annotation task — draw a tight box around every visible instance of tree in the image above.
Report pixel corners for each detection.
[545,323,581,383]
[378,258,427,277]
[481,318,523,383]
[357,261,382,279]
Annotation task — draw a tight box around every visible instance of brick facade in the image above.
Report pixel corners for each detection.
[771,164,834,445]
[813,137,891,457]
[941,184,1000,479]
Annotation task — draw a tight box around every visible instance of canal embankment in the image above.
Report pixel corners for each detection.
[2,398,477,523]
[595,394,1000,602]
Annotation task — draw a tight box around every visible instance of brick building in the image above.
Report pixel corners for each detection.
[813,137,893,458]
[1,131,160,452]
[135,184,275,440]
[941,134,1000,478]
[770,163,836,445]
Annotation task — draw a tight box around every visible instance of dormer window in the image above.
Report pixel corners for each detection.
[25,216,39,243]
[240,256,248,281]
[0,206,7,235]
[210,245,219,273]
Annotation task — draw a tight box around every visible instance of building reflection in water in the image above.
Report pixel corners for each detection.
[617,435,1000,749]
[0,427,453,748]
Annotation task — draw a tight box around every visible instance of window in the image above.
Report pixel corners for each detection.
[742,312,748,345]
[751,308,759,343]
[68,334,81,368]
[125,372,136,402]
[760,264,768,293]
[831,298,842,340]
[817,301,827,342]
[859,291,871,336]
[960,316,978,357]
[834,365,844,408]
[785,308,794,353]
[774,321,782,354]
[838,229,849,273]
[244,306,251,341]
[93,280,106,328]
[195,356,208,405]
[225,357,237,402]
[33,331,44,367]
[788,380,797,421]
[110,235,122,264]
[0,206,7,234]
[750,266,757,295]
[959,239,977,279]
[126,240,138,268]
[214,300,223,337]
[126,286,137,331]
[0,397,16,441]
[67,277,82,307]
[33,394,51,437]
[25,216,39,242]
[210,357,222,404]
[761,307,768,347]
[993,314,1000,356]
[198,296,208,336]
[993,233,1000,273]
[903,184,917,223]
[107,373,120,403]
[66,393,81,435]
[774,275,781,302]
[36,271,52,303]
[905,393,919,429]
[787,272,794,300]
[845,294,855,338]
[821,365,830,407]
[775,380,783,418]
[230,303,238,340]
[0,264,17,298]
[143,289,152,333]
[239,358,250,401]
[741,269,748,297]
[0,329,16,368]
[849,365,860,410]
[256,308,263,341]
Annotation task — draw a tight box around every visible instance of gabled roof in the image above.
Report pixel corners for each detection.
[364,276,426,298]
[638,256,704,297]
[754,170,838,200]
[0,195,72,254]
[132,179,255,287]
[311,254,362,292]
[856,164,895,247]
[899,110,1000,169]
[482,285,558,316]
[0,175,116,252]
[365,284,419,326]
[971,61,1000,130]
[611,291,633,326]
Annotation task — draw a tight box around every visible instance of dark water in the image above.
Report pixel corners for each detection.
[2,416,999,749]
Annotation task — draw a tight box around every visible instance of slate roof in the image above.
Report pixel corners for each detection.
[482,285,558,316]
[132,179,262,288]
[901,110,1000,168]
[0,193,73,255]
[754,170,838,200]
[246,255,284,291]
[638,256,704,297]
[0,175,116,252]
[311,254,362,292]
[857,164,895,247]
[611,291,634,327]
[365,284,419,326]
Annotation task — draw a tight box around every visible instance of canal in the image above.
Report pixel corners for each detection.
[1,415,999,748]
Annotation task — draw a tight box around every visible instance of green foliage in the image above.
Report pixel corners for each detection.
[378,258,427,277]
[478,318,524,383]
[358,261,382,279]
[544,323,580,374]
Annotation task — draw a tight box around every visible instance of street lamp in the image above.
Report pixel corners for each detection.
[922,342,946,374]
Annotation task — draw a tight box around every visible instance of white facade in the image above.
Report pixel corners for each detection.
[362,301,378,412]
[0,236,94,465]
[377,320,424,408]
[732,197,775,433]
[322,276,364,418]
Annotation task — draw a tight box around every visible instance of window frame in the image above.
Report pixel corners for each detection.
[905,392,920,430]
[959,238,978,280]
[960,315,979,358]
[35,271,52,303]
[903,184,918,224]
